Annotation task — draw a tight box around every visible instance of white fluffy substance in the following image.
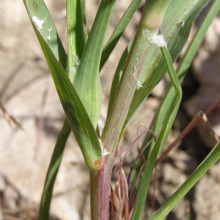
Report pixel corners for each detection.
[142,29,167,48]
[150,32,167,47]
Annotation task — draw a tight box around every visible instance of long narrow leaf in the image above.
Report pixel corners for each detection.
[24,0,67,68]
[107,0,211,130]
[130,0,220,191]
[24,1,101,171]
[39,120,71,220]
[73,0,116,126]
[24,0,90,219]
[126,0,211,127]
[23,2,72,219]
[149,141,220,220]
[67,0,87,83]
[100,0,142,68]
[141,0,220,158]
[39,34,101,171]
[134,1,220,217]
[131,46,182,220]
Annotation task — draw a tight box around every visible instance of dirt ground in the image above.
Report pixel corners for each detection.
[0,1,220,220]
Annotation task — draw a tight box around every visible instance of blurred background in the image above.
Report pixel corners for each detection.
[0,0,220,219]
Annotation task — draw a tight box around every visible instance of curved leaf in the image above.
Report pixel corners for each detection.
[100,0,142,68]
[73,0,116,126]
[24,0,101,171]
[107,0,211,129]
[126,0,211,126]
[39,34,101,171]
[67,0,87,83]
[39,120,71,220]
[141,0,220,158]
[149,141,220,220]
[131,45,182,220]
[24,0,67,68]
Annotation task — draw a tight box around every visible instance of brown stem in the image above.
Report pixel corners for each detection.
[156,99,220,165]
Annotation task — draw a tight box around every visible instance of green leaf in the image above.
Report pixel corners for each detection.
[39,35,101,171]
[39,120,71,220]
[23,2,71,219]
[141,0,220,159]
[126,0,211,126]
[67,0,87,83]
[149,141,220,220]
[100,0,142,68]
[102,0,170,155]
[108,0,211,129]
[131,1,220,217]
[23,0,67,68]
[24,1,91,219]
[73,0,116,127]
[131,45,182,220]
[24,0,101,171]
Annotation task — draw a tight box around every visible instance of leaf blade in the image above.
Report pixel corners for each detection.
[24,0,101,171]
[126,0,211,126]
[129,0,220,196]
[38,34,101,170]
[67,0,87,83]
[142,0,220,158]
[24,0,67,68]
[131,45,182,220]
[100,0,142,68]
[73,0,116,126]
[149,141,220,220]
[107,0,211,129]
[39,120,71,220]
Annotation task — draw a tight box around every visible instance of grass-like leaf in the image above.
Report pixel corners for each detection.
[73,0,116,126]
[24,0,101,171]
[126,0,211,127]
[102,0,170,162]
[107,0,211,130]
[129,0,220,198]
[100,0,142,68]
[131,45,182,220]
[67,0,87,83]
[38,120,71,220]
[149,141,220,220]
[38,33,101,170]
[25,0,91,218]
[23,1,72,219]
[141,0,220,159]
[127,0,212,126]
[23,0,67,68]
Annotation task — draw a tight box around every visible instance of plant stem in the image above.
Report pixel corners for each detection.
[102,21,154,153]
[99,1,171,218]
[90,153,115,220]
[101,0,170,153]
[99,25,154,218]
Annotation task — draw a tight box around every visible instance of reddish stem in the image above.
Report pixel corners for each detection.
[156,99,220,165]
[90,153,115,220]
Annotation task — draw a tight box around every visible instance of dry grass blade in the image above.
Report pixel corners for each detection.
[0,101,23,130]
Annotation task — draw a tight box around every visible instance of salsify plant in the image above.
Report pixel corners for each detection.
[23,0,220,219]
